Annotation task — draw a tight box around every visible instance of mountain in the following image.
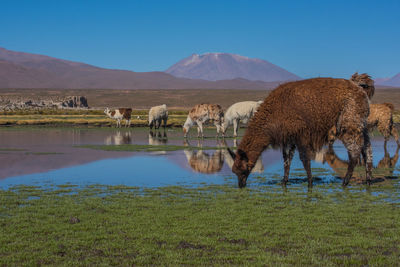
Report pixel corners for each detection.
[375,73,400,87]
[165,53,300,82]
[0,47,281,89]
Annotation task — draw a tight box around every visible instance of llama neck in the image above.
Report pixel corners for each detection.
[237,130,269,170]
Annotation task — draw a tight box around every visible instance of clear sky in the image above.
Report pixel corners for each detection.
[1,0,399,78]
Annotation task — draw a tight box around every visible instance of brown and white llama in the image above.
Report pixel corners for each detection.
[183,104,224,138]
[104,108,132,128]
[229,73,375,188]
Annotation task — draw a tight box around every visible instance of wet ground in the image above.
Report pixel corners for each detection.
[0,127,399,189]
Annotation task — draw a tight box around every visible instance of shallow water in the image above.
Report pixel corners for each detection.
[0,127,399,191]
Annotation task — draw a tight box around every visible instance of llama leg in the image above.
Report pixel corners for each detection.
[361,131,373,184]
[233,119,239,137]
[197,122,203,138]
[340,133,364,186]
[282,145,295,185]
[214,122,220,138]
[391,126,400,146]
[298,147,313,187]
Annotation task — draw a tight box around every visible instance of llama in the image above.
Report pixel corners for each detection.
[183,104,224,138]
[149,104,168,130]
[222,101,263,137]
[229,74,375,188]
[328,103,399,148]
[367,103,399,147]
[104,108,132,128]
[183,140,224,174]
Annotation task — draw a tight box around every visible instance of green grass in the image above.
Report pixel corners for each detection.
[25,152,64,155]
[0,109,188,127]
[0,148,26,151]
[0,184,399,266]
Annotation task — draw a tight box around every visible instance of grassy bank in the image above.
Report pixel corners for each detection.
[2,109,400,127]
[0,109,188,127]
[1,184,399,266]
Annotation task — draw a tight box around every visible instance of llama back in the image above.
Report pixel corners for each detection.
[243,77,369,151]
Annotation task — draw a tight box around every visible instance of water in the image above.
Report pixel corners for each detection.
[0,127,399,190]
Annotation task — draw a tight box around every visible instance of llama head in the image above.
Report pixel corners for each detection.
[228,148,251,188]
[104,108,110,115]
[183,116,193,138]
[350,72,375,99]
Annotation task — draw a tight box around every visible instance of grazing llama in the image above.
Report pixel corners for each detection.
[222,101,263,137]
[183,104,224,138]
[229,73,375,188]
[104,108,132,128]
[149,104,168,130]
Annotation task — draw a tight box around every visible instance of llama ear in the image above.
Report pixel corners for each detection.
[227,148,236,159]
[237,149,249,162]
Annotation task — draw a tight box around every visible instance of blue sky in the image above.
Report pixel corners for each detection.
[1,0,399,78]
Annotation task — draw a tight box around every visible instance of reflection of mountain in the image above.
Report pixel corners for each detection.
[0,129,136,179]
[322,146,400,183]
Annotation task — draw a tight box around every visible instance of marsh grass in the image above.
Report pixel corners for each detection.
[0,184,399,266]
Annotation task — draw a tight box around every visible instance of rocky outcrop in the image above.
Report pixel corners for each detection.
[0,96,89,110]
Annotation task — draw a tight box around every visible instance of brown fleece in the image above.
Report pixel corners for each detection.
[189,103,224,123]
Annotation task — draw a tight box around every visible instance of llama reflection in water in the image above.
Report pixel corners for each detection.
[183,139,224,174]
[222,139,264,174]
[148,130,168,146]
[105,130,132,145]
[183,139,264,174]
[320,145,400,183]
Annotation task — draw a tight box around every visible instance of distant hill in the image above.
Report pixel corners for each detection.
[0,47,281,90]
[165,53,300,82]
[376,73,400,87]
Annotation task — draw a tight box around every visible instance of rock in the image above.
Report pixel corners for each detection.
[69,216,80,224]
[0,96,89,110]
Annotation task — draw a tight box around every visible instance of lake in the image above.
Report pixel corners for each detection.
[1,127,399,190]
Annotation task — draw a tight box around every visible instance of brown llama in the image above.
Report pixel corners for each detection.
[229,73,375,188]
[329,103,399,147]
